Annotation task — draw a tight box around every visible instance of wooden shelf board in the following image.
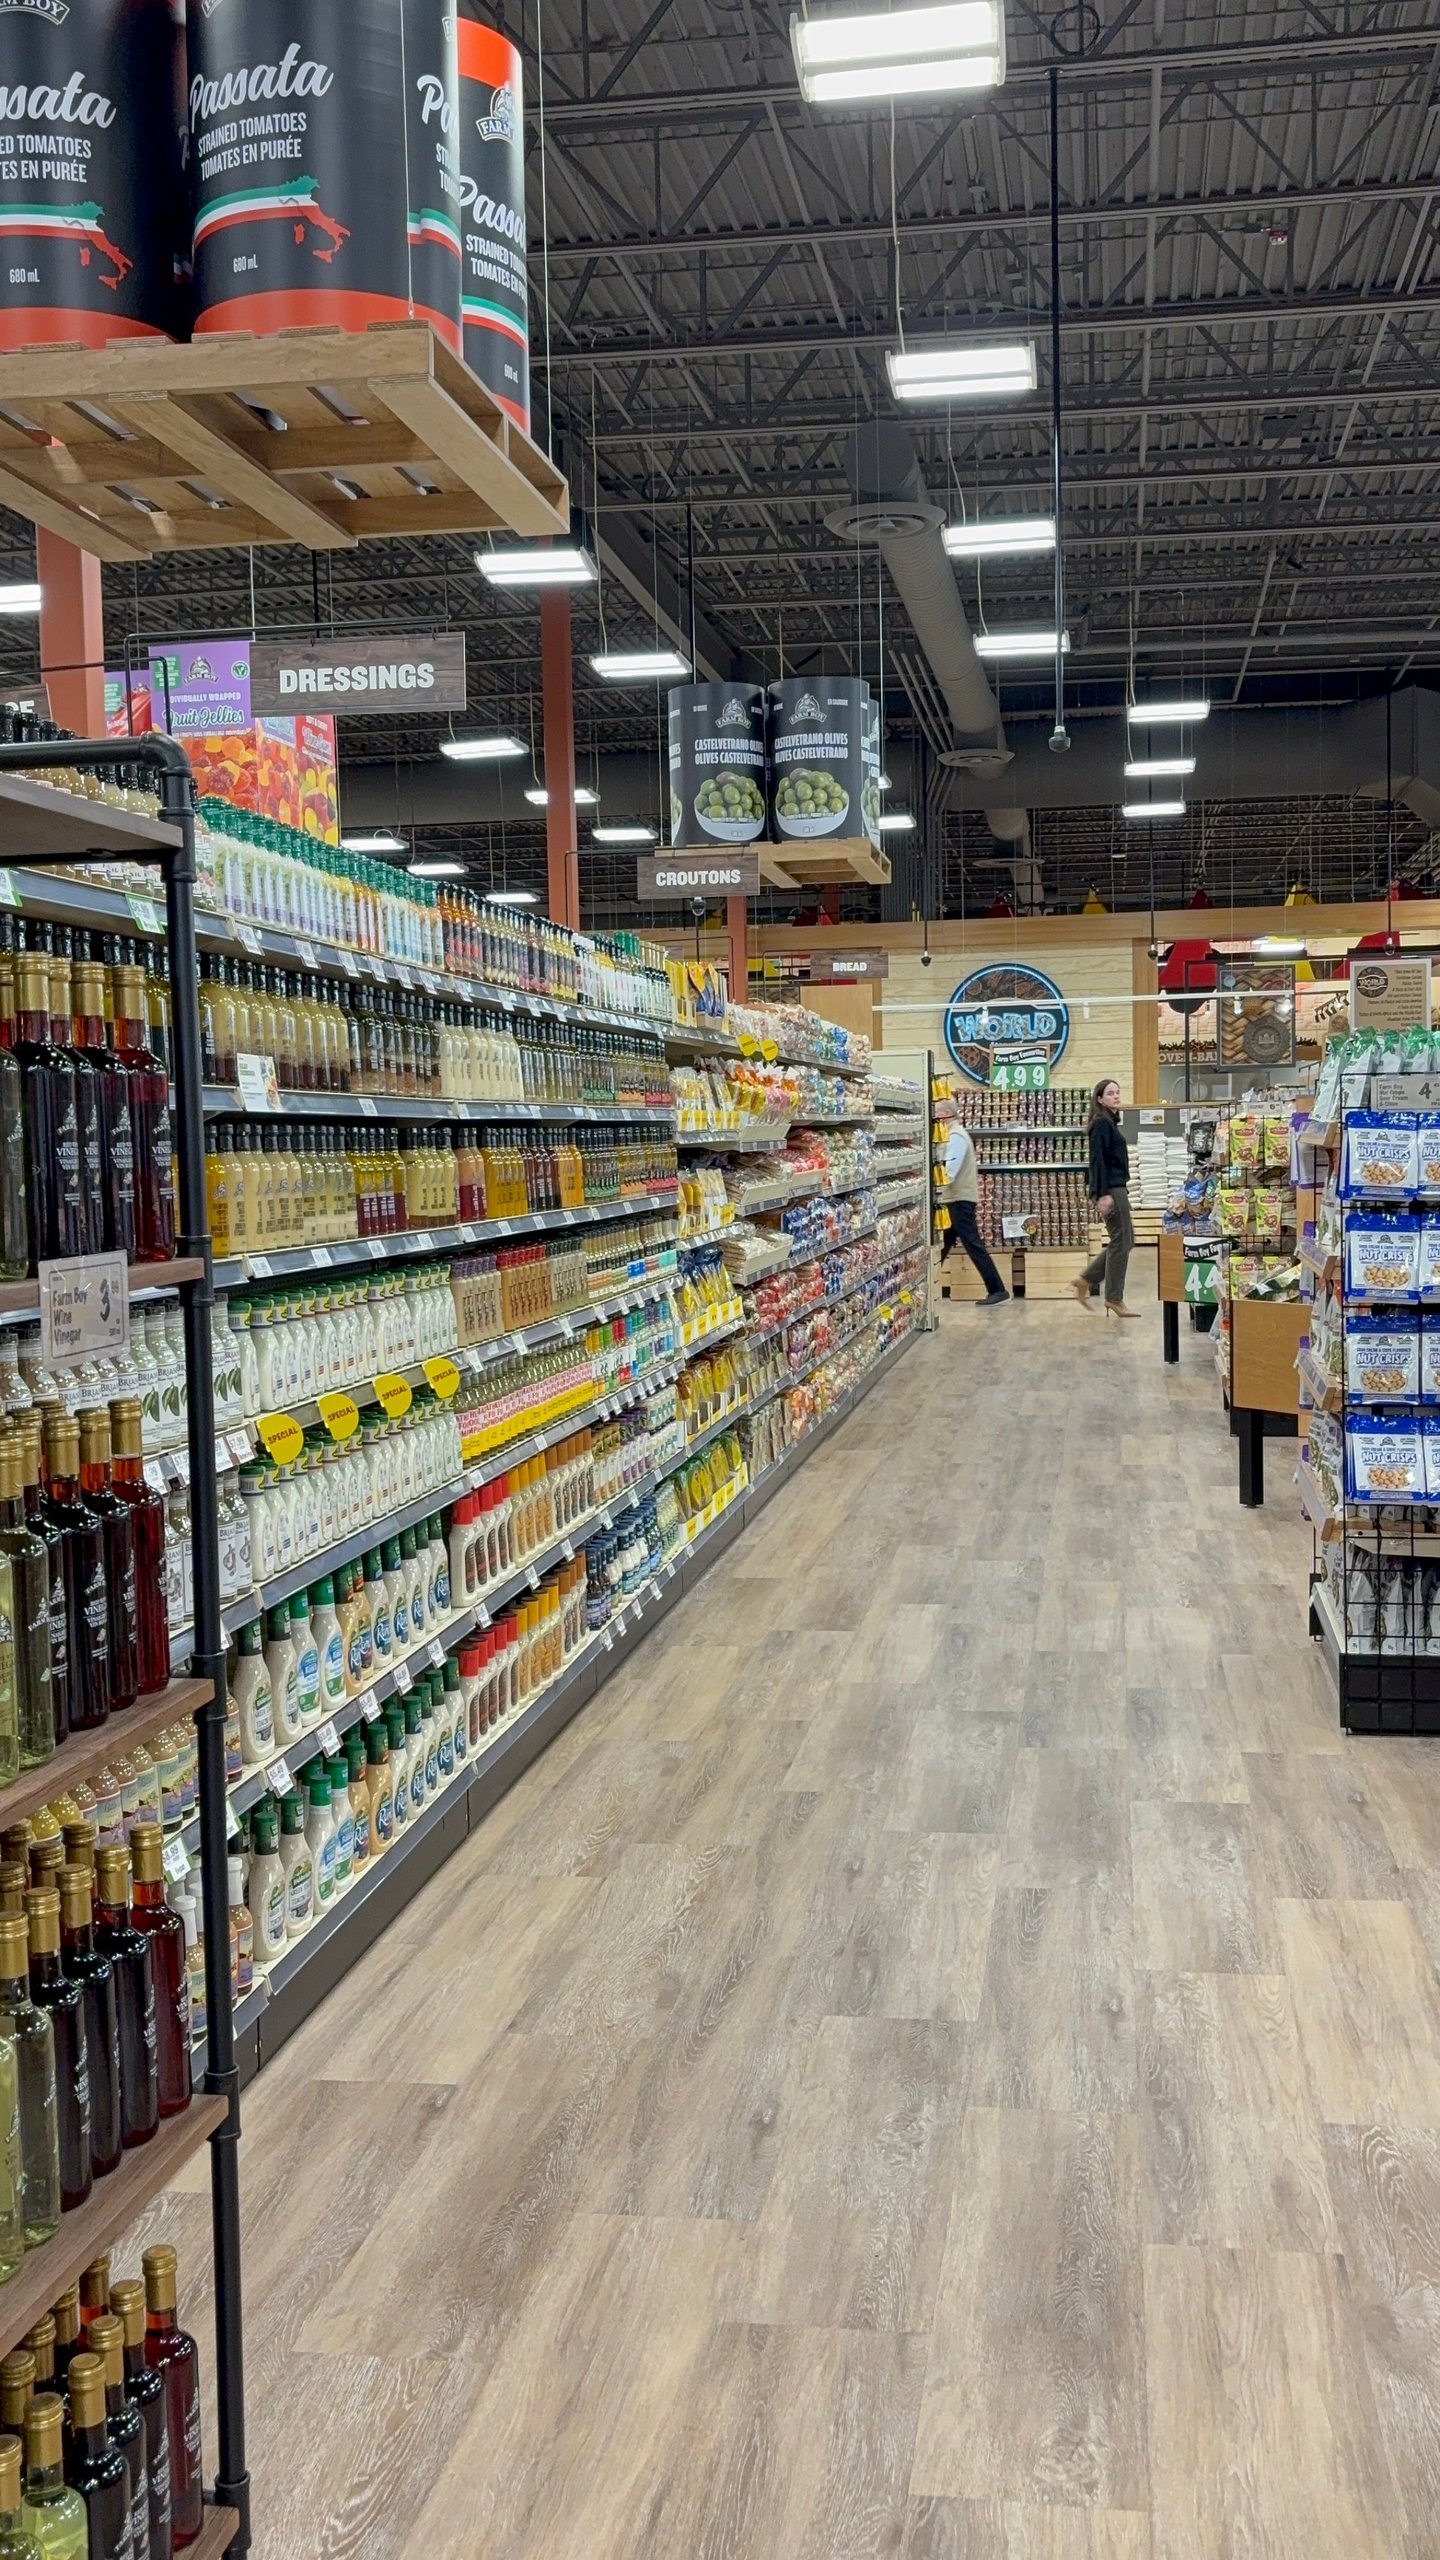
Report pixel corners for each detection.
[0,2095,225,2361]
[189,2506,241,2560]
[0,1258,205,1325]
[757,839,892,890]
[0,774,181,861]
[0,324,567,558]
[0,1679,213,1834]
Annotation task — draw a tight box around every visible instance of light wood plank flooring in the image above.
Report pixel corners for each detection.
[131,1298,1440,2556]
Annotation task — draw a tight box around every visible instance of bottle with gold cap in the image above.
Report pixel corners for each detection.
[104,1407,167,1700]
[16,1430,68,1753]
[11,958,82,1268]
[0,2435,38,2560]
[23,1891,89,2213]
[0,1541,19,1793]
[76,1415,137,1720]
[84,2320,145,2560]
[0,1955,21,2283]
[0,1433,50,1771]
[110,967,174,1269]
[0,951,30,1286]
[125,1834,188,2121]
[57,2355,129,2560]
[140,2250,198,2550]
[21,2328,52,2398]
[46,2300,78,2401]
[107,2286,167,2560]
[0,1874,23,1922]
[78,2260,110,2354]
[56,1872,120,2182]
[69,961,131,1264]
[0,1916,56,2250]
[0,2349,33,2448]
[20,2395,85,2560]
[50,962,104,1263]
[91,1853,157,2155]
[38,1418,108,1737]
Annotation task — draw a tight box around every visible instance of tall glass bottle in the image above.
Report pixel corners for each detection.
[79,2261,111,2352]
[76,1415,137,1719]
[49,963,103,1262]
[107,2288,168,2560]
[47,2300,79,2400]
[0,2350,33,2449]
[0,958,30,1283]
[110,972,174,1268]
[85,2323,145,2560]
[0,1442,52,1771]
[91,1852,157,2154]
[18,1429,68,1754]
[56,1871,120,2182]
[21,2327,53,2398]
[71,963,134,1264]
[0,2438,38,2560]
[0,1959,22,2283]
[58,2357,130,2560]
[11,960,81,1268]
[0,1921,57,2253]
[139,2252,198,2551]
[0,1548,19,1796]
[21,2398,85,2560]
[105,1405,167,1701]
[39,1418,109,1738]
[125,1834,188,2120]
[22,1890,89,2214]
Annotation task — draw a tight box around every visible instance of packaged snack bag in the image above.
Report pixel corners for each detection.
[1417,1116,1440,1196]
[1264,1115,1293,1171]
[1229,1114,1262,1172]
[1346,1311,1420,1402]
[1344,1544,1379,1651]
[1380,1556,1415,1655]
[1340,1110,1420,1198]
[1418,1223,1440,1302]
[1346,1213,1420,1300]
[1346,1412,1425,1502]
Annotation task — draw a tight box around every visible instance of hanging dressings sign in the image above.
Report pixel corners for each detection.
[668,685,767,849]
[456,6,528,430]
[0,0,187,348]
[188,0,463,351]
[250,633,467,717]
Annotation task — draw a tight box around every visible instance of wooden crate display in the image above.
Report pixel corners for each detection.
[0,323,568,559]
[757,840,891,891]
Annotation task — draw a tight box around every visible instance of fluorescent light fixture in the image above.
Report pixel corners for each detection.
[943,514,1055,558]
[876,812,916,832]
[973,627,1067,660]
[488,889,538,905]
[589,649,690,681]
[1255,936,1307,955]
[439,734,526,761]
[0,583,42,615]
[1122,800,1186,820]
[1123,757,1195,781]
[887,340,1035,402]
[592,824,656,845]
[792,2,1004,102]
[524,785,600,807]
[476,545,595,587]
[1126,698,1211,724]
[341,831,406,853]
[408,857,466,877]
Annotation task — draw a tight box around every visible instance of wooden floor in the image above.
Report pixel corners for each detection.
[145,1299,1440,2557]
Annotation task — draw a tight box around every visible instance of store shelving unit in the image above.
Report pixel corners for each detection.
[0,740,247,2554]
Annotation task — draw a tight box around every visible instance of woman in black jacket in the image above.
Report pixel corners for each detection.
[1073,1077,1140,1317]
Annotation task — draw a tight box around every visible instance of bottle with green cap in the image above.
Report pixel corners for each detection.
[383,1539,408,1654]
[400,1528,425,1642]
[405,1696,427,1819]
[427,1516,450,1622]
[231,1619,273,1769]
[327,1756,354,1891]
[310,1578,345,1712]
[440,1658,462,1781]
[385,1706,410,1834]
[290,1591,320,1731]
[304,1769,336,1911]
[277,1794,313,1936]
[367,1720,394,1855]
[346,1731,370,1872]
[247,1803,286,1965]
[364,1550,391,1663]
[264,1605,301,1750]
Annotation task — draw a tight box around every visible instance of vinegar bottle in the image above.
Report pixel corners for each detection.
[22,1891,89,2214]
[20,2399,86,2560]
[39,1417,109,1738]
[111,969,175,1267]
[140,2252,200,2552]
[108,2283,169,2560]
[0,1440,53,1770]
[56,1868,121,2181]
[0,1916,59,2250]
[92,1848,158,2152]
[106,1403,168,1700]
[60,2355,131,2560]
[0,2435,34,2560]
[77,1413,137,1718]
[125,1831,190,2121]
[84,2318,147,2560]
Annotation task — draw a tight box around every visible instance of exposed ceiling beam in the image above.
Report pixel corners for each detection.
[588,374,1440,440]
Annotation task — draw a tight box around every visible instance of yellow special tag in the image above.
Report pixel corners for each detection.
[373,1371,413,1418]
[760,1039,779,1063]
[424,1356,462,1401]
[317,1391,361,1444]
[257,1411,305,1466]
[738,1033,759,1057]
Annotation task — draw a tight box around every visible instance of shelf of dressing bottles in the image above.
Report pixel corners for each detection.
[201,1085,676,1128]
[177,1471,663,1856]
[0,1256,208,1332]
[0,1675,215,1835]
[209,1188,682,1291]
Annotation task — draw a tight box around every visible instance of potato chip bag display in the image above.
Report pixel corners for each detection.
[1229,1114,1262,1172]
[1264,1115,1293,1172]
[1339,1111,1420,1199]
[1345,1312,1420,1403]
[1345,1213,1420,1300]
[1346,1413,1425,1501]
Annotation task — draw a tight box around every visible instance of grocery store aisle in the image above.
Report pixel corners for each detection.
[164,1297,1440,2557]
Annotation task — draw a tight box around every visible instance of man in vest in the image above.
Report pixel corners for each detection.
[939,1091,1009,1306]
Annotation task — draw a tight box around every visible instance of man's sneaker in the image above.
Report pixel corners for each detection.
[981,1289,1010,1306]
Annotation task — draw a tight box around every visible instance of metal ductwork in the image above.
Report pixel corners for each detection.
[830,422,1030,870]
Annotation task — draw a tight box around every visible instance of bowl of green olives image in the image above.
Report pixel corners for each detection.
[694,768,766,841]
[774,765,850,837]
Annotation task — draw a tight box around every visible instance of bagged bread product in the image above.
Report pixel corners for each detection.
[1346,1312,1421,1402]
[1346,1213,1421,1300]
[1340,1110,1420,1198]
[1346,1412,1425,1502]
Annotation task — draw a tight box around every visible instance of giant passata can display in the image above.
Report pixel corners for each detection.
[188,0,461,349]
[0,0,185,349]
[456,6,528,429]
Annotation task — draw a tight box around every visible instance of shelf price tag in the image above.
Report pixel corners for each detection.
[373,1371,413,1419]
[235,1052,281,1113]
[126,895,163,938]
[423,1356,462,1401]
[317,1391,361,1444]
[257,1410,305,1465]
[294,940,318,972]
[316,1719,342,1758]
[392,1658,413,1695]
[338,948,360,978]
[265,1758,291,1798]
[39,1251,128,1369]
[247,1255,272,1280]
[161,1834,191,1882]
[235,924,263,955]
[0,873,19,912]
[427,1638,446,1670]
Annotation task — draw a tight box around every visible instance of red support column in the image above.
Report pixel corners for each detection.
[725,895,749,1009]
[540,586,581,930]
[37,531,106,738]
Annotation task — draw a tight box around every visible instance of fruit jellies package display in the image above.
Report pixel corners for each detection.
[1345,1213,1420,1301]
[1340,1111,1420,1198]
[1345,1312,1420,1403]
[1344,1412,1426,1503]
[667,687,767,849]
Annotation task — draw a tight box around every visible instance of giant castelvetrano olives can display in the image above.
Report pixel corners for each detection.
[0,0,185,349]
[668,684,767,849]
[766,676,869,841]
[187,0,461,349]
[456,6,528,430]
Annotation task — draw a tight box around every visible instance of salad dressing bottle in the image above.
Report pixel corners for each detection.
[245,1806,285,1968]
[288,1593,320,1732]
[230,1622,274,1769]
[309,1580,345,1714]
[277,1795,313,1939]
[263,1607,302,1751]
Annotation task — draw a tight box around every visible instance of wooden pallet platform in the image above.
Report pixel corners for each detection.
[0,324,568,559]
[758,838,892,891]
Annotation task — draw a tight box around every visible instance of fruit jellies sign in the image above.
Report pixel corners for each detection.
[149,639,339,843]
[0,0,187,349]
[188,0,462,350]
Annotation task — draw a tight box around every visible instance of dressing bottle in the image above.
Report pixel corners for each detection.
[364,1721,392,1861]
[277,1795,313,1939]
[309,1580,345,1715]
[326,1757,354,1893]
[230,1622,273,1769]
[245,1805,286,1969]
[263,1607,301,1751]
[288,1592,320,1732]
[227,1859,253,2002]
